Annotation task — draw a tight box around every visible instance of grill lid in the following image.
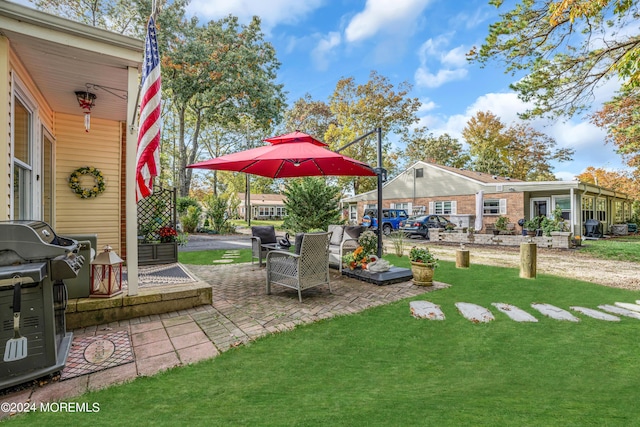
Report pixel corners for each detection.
[0,221,79,262]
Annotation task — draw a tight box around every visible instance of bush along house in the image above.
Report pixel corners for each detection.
[341,161,634,248]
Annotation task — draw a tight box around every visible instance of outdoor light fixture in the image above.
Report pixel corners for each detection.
[75,90,96,132]
[90,245,123,298]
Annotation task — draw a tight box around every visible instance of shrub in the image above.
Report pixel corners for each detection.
[282,177,342,232]
[358,230,378,256]
[389,231,406,257]
[409,246,438,267]
[181,205,201,233]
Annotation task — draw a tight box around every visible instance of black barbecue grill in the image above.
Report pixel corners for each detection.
[0,220,84,390]
[584,218,603,238]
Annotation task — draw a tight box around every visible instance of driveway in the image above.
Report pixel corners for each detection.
[179,232,251,252]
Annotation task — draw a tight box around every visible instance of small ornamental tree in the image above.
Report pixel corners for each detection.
[282,177,342,232]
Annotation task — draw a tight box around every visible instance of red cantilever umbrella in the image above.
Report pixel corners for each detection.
[187,131,376,178]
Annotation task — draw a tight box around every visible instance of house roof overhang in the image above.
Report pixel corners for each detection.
[0,1,143,121]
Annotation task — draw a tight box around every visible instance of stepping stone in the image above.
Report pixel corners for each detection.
[570,306,620,322]
[455,302,494,323]
[598,305,640,320]
[221,254,241,258]
[614,302,640,312]
[491,303,538,322]
[531,303,580,322]
[212,259,234,264]
[410,301,445,320]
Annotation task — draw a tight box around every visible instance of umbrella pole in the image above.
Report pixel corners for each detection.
[246,174,251,227]
[376,127,383,258]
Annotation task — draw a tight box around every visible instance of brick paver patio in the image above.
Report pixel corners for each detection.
[1,262,445,419]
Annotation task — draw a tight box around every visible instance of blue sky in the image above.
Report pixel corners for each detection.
[14,0,624,180]
[184,0,625,181]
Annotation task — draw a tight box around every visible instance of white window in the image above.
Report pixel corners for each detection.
[434,201,451,215]
[553,196,571,220]
[596,198,607,222]
[581,196,594,222]
[393,202,412,214]
[483,199,506,215]
[349,205,357,220]
[12,92,36,220]
[615,201,623,223]
[430,201,457,215]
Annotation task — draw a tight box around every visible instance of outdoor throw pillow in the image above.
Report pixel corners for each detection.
[251,226,277,244]
[328,225,344,246]
[342,225,363,243]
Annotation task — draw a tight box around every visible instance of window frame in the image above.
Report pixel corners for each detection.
[11,77,39,221]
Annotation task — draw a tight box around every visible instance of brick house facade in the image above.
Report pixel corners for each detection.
[342,161,633,237]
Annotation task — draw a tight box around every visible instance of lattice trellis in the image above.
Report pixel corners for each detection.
[137,186,177,243]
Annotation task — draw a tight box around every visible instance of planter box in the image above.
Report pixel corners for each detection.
[138,242,178,266]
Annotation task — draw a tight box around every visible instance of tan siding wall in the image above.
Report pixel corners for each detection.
[55,112,122,253]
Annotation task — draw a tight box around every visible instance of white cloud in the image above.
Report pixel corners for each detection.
[311,32,342,71]
[418,91,625,177]
[453,6,492,30]
[186,0,324,31]
[417,98,437,113]
[414,35,469,88]
[415,68,468,88]
[441,46,468,68]
[344,0,433,43]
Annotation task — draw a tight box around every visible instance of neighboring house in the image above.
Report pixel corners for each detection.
[0,3,144,276]
[236,193,286,220]
[341,161,634,237]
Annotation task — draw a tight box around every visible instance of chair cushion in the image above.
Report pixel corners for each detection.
[252,226,276,244]
[294,233,305,255]
[342,225,363,243]
[328,225,344,246]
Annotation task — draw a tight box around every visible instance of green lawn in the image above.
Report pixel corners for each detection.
[178,249,252,265]
[8,258,640,426]
[579,235,640,262]
[229,219,285,230]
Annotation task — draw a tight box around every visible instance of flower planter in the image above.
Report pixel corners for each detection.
[138,242,178,266]
[410,261,435,286]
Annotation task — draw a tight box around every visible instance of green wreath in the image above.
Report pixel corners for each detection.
[68,166,106,199]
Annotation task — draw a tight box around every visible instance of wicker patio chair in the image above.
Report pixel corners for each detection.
[250,225,283,266]
[266,232,332,302]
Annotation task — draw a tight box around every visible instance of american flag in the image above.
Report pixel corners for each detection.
[136,16,162,202]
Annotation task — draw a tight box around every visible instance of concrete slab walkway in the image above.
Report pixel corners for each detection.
[1,263,443,419]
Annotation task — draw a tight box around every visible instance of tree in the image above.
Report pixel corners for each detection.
[282,178,342,232]
[462,111,573,180]
[324,71,421,194]
[283,94,334,140]
[576,166,640,200]
[591,87,640,171]
[505,123,574,181]
[462,111,511,176]
[34,0,188,40]
[403,127,470,168]
[469,0,640,119]
[163,15,286,197]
